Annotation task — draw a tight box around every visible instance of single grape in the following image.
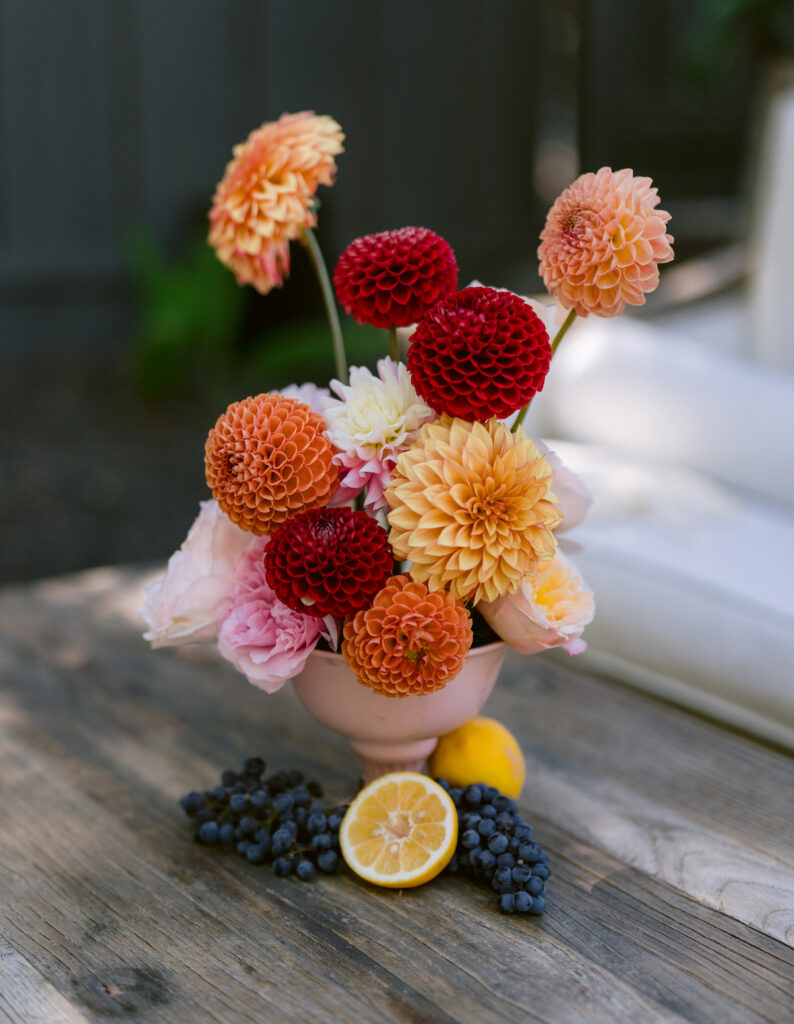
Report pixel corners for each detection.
[246,844,267,864]
[272,792,294,815]
[308,813,327,835]
[244,756,265,776]
[499,893,516,914]
[514,891,533,913]
[317,850,339,873]
[181,791,205,816]
[488,833,508,855]
[229,793,248,813]
[291,786,310,807]
[237,816,258,837]
[197,821,219,844]
[296,860,316,881]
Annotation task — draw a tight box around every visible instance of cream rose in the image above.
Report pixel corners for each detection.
[140,500,254,648]
[479,551,594,655]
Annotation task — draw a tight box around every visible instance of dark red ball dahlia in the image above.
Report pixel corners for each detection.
[333,226,458,328]
[264,507,393,619]
[406,286,551,420]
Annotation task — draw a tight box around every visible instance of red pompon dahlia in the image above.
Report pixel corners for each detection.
[407,286,551,421]
[333,227,457,328]
[264,507,393,618]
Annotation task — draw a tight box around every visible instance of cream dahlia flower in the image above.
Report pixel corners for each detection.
[538,167,673,317]
[478,551,594,655]
[208,111,344,294]
[322,357,435,511]
[385,417,561,604]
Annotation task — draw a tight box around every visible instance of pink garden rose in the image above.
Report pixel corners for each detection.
[479,551,594,656]
[217,537,323,692]
[140,500,254,648]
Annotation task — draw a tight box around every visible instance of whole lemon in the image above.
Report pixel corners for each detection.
[429,717,526,798]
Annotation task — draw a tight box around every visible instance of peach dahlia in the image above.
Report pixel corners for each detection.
[208,111,344,294]
[538,167,673,317]
[385,417,561,604]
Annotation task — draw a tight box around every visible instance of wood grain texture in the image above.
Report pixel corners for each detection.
[0,566,793,1024]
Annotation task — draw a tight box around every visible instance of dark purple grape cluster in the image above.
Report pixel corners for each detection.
[438,779,550,914]
[180,756,347,881]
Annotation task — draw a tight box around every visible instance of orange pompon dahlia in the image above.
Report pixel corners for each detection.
[538,167,673,317]
[342,575,472,698]
[386,418,561,604]
[208,112,344,294]
[205,394,339,535]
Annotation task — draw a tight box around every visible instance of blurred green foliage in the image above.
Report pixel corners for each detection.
[683,0,794,88]
[127,229,383,404]
[127,229,246,399]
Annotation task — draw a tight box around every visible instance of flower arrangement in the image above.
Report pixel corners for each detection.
[141,110,672,725]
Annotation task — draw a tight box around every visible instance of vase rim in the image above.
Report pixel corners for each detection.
[307,639,507,662]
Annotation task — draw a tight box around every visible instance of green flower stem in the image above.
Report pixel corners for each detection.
[512,308,578,433]
[388,325,399,362]
[550,307,577,358]
[301,227,348,384]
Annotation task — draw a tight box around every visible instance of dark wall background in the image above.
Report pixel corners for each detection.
[0,0,781,582]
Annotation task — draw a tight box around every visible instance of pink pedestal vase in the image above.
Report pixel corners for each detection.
[291,642,507,784]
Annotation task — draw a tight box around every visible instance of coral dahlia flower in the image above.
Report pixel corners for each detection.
[386,418,561,604]
[342,575,472,697]
[208,111,344,293]
[538,167,673,317]
[321,357,435,511]
[205,394,339,535]
[333,227,457,328]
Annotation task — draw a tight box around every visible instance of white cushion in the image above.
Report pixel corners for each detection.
[527,316,794,510]
[550,443,794,749]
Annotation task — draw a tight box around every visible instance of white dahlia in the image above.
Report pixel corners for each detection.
[322,357,435,511]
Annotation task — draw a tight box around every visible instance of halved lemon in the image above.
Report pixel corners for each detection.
[339,772,458,888]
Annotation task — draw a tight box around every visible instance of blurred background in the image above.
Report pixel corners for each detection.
[1,1,793,740]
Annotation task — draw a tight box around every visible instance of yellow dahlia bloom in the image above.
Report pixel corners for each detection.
[208,111,344,293]
[385,417,561,604]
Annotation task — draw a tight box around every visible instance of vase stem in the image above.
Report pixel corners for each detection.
[349,737,439,785]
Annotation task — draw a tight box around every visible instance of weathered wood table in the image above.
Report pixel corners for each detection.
[1,567,792,1023]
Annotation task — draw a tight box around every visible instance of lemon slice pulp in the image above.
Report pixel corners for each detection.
[339,772,458,888]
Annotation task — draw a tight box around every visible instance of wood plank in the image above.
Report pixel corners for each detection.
[0,567,793,1023]
[0,942,90,1024]
[494,654,794,944]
